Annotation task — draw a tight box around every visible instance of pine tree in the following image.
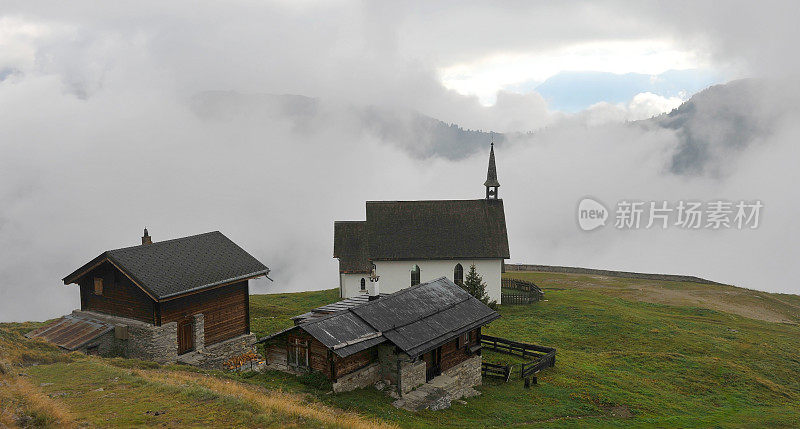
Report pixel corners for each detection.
[462,264,498,310]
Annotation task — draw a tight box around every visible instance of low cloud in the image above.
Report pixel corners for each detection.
[1,2,799,322]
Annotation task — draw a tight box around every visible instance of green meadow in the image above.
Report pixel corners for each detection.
[2,271,799,427]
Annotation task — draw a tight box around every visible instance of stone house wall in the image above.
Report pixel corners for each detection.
[76,329,118,356]
[441,355,482,399]
[188,333,257,369]
[377,344,399,383]
[332,362,381,392]
[73,309,254,368]
[73,310,178,364]
[127,320,178,363]
[399,359,426,395]
[375,344,426,395]
[192,314,205,352]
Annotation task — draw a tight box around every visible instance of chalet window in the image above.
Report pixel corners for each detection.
[360,278,366,291]
[93,277,103,295]
[454,263,463,285]
[411,265,420,286]
[457,332,469,349]
[288,338,309,369]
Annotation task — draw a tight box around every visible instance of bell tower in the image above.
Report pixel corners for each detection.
[484,141,500,199]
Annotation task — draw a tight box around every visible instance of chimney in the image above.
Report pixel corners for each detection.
[141,228,152,245]
[369,273,380,301]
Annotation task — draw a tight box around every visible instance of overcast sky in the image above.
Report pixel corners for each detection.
[1,1,799,322]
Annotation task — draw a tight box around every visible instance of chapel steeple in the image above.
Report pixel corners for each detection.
[484,141,500,199]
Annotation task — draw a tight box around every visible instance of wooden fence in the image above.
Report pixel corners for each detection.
[520,350,556,386]
[481,361,512,382]
[501,278,544,305]
[481,335,554,359]
[481,335,556,387]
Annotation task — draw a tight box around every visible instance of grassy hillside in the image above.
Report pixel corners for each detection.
[2,272,799,427]
[0,322,393,428]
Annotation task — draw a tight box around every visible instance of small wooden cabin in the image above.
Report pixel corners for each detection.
[259,277,498,397]
[29,230,269,368]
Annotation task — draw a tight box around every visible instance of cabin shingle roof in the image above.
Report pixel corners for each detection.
[333,221,372,273]
[260,277,499,358]
[351,277,499,357]
[63,231,269,300]
[365,199,509,260]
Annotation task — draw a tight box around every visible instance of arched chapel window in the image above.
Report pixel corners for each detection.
[360,278,366,290]
[454,264,463,285]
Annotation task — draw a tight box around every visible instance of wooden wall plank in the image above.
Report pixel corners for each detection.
[79,262,155,323]
[161,281,250,345]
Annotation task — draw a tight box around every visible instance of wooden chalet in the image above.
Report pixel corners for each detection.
[259,277,499,398]
[29,230,269,368]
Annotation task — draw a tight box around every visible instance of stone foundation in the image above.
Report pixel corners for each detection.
[76,329,118,356]
[332,363,381,392]
[376,344,426,395]
[72,310,254,369]
[440,355,482,399]
[398,358,426,395]
[73,310,178,364]
[177,333,257,369]
[391,355,483,411]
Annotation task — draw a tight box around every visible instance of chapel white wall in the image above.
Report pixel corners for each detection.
[367,259,502,302]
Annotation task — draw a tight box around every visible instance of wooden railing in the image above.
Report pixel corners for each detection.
[481,335,554,360]
[481,361,512,382]
[501,278,544,305]
[520,350,556,384]
[481,335,556,387]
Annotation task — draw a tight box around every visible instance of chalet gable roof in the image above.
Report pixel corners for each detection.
[365,199,509,261]
[63,231,269,301]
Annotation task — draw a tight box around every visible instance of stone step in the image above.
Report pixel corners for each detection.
[427,373,456,390]
[393,385,451,411]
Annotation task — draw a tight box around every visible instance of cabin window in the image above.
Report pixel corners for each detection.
[288,338,309,369]
[360,278,366,290]
[411,265,420,286]
[93,277,103,295]
[457,332,469,349]
[454,263,464,285]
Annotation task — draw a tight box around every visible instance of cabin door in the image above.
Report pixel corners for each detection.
[425,346,442,382]
[178,319,194,355]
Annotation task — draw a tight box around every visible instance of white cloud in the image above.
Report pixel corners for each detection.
[439,40,706,105]
[627,92,684,119]
[1,1,799,323]
[0,16,74,72]
[575,92,686,126]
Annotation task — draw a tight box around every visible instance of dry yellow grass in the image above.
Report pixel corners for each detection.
[135,369,397,429]
[0,369,78,428]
